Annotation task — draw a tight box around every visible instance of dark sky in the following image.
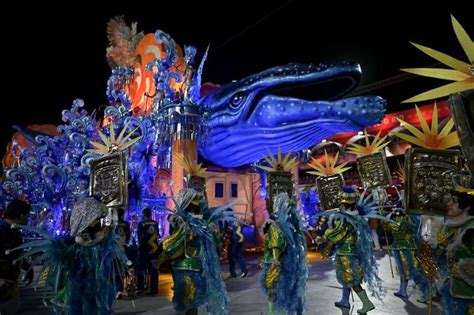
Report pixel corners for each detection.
[1,1,472,158]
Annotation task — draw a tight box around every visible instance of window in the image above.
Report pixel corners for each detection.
[215,182,224,198]
[231,183,238,198]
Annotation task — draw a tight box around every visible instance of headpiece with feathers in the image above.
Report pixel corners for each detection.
[106,16,144,68]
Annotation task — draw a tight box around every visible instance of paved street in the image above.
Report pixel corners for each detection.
[18,251,442,315]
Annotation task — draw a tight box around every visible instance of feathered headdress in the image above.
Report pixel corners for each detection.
[106,16,144,68]
[339,186,359,205]
[178,156,207,178]
[175,156,207,195]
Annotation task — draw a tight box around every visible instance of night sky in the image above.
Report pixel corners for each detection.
[1,1,472,159]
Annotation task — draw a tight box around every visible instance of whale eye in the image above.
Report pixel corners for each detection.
[230,92,247,109]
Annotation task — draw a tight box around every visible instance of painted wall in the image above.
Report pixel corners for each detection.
[205,171,268,244]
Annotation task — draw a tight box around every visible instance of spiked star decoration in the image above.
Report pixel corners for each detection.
[346,129,390,156]
[306,150,351,176]
[391,103,459,150]
[257,148,299,172]
[401,15,474,103]
[87,122,141,156]
[178,156,207,177]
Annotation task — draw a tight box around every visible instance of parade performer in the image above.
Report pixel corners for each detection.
[115,207,132,298]
[157,186,237,315]
[418,214,444,305]
[0,200,33,315]
[385,207,419,298]
[8,196,129,315]
[437,187,474,315]
[258,150,308,315]
[317,186,387,314]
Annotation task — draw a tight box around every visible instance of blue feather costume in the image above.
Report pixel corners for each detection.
[159,188,238,314]
[9,226,128,315]
[8,197,128,315]
[260,193,308,314]
[315,191,391,302]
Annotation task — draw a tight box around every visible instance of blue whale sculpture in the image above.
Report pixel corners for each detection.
[198,63,386,167]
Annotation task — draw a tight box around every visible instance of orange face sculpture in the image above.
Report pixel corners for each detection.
[122,33,187,117]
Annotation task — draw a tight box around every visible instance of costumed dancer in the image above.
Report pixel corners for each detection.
[115,207,132,298]
[437,186,474,315]
[0,200,33,315]
[384,207,419,299]
[418,213,445,304]
[157,180,238,314]
[8,196,129,315]
[316,186,387,314]
[258,150,308,315]
[261,193,308,315]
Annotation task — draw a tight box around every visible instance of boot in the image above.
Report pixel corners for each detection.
[335,285,351,308]
[263,301,275,315]
[394,279,408,298]
[185,309,198,315]
[356,290,375,314]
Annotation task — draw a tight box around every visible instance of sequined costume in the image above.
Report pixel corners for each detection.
[320,218,363,286]
[260,193,308,315]
[161,222,206,311]
[261,220,286,290]
[385,209,419,298]
[316,187,388,314]
[9,197,128,315]
[418,215,446,303]
[438,216,474,314]
[158,188,236,314]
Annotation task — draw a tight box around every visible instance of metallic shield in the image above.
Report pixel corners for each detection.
[266,171,294,213]
[90,151,128,208]
[405,148,463,216]
[448,89,474,174]
[356,151,391,190]
[316,174,344,210]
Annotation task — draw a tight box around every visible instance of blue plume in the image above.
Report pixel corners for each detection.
[9,226,128,314]
[170,188,231,313]
[184,46,197,64]
[191,45,209,102]
[128,161,147,213]
[313,191,396,301]
[268,193,308,312]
